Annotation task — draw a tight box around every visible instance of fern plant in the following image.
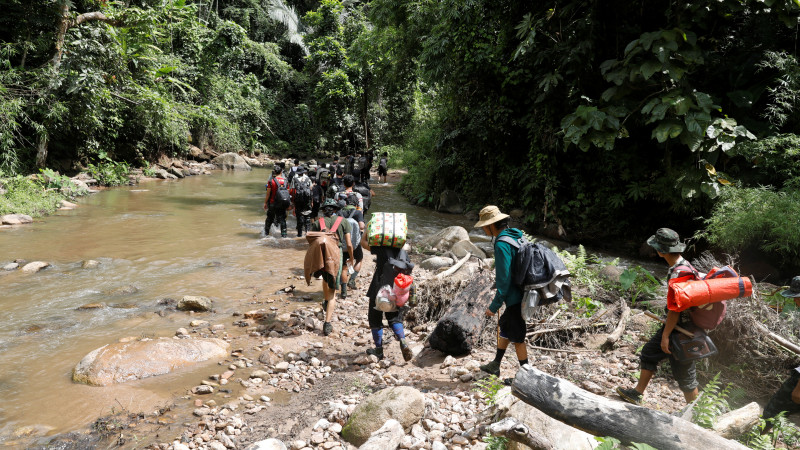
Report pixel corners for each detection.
[740,412,800,449]
[691,373,732,428]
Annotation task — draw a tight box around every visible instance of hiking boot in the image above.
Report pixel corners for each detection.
[340,285,348,299]
[400,343,413,362]
[479,360,501,377]
[366,347,384,360]
[321,300,328,313]
[323,322,333,336]
[616,387,643,405]
[347,278,357,290]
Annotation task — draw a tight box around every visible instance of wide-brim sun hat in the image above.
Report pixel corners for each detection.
[781,276,800,298]
[474,205,510,228]
[646,227,686,253]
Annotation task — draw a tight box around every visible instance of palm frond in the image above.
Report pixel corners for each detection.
[265,0,308,55]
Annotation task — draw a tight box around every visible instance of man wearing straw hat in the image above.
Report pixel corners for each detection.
[617,228,701,405]
[474,205,529,379]
[761,277,800,430]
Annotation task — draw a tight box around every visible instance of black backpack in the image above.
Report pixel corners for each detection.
[497,235,570,306]
[344,191,360,207]
[271,177,291,209]
[294,176,312,208]
[353,183,371,212]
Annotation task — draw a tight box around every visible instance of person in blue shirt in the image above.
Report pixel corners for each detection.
[474,205,527,378]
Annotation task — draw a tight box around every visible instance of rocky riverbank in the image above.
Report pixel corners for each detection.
[7,163,795,450]
[16,222,719,450]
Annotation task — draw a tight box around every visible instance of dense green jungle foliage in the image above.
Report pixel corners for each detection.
[3,0,800,269]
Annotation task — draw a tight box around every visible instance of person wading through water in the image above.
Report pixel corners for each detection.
[311,199,354,336]
[475,206,529,380]
[617,228,701,405]
[290,166,313,237]
[263,165,290,238]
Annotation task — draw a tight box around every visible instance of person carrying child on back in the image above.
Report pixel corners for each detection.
[617,228,701,405]
[263,165,290,238]
[475,206,529,379]
[307,199,354,336]
[290,166,313,237]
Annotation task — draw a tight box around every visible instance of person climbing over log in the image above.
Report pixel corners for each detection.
[761,277,800,432]
[307,199,354,336]
[617,228,701,405]
[474,205,529,379]
[361,219,414,362]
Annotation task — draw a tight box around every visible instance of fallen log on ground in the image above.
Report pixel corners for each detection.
[602,298,630,350]
[435,252,471,279]
[754,322,800,356]
[511,365,748,450]
[486,417,555,450]
[428,277,494,355]
[712,402,761,438]
[526,323,607,339]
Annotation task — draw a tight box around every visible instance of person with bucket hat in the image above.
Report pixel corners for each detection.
[474,205,529,379]
[617,228,702,405]
[760,278,800,432]
[309,198,354,336]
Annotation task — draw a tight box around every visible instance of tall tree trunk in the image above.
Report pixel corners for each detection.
[36,134,48,169]
[49,2,71,72]
[362,78,370,150]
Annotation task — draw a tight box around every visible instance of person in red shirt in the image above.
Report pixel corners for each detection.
[263,165,289,238]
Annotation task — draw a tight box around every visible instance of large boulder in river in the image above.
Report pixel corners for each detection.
[212,152,252,171]
[2,214,33,225]
[178,295,212,312]
[475,241,494,257]
[436,190,464,214]
[451,239,486,259]
[73,337,230,386]
[21,261,50,273]
[420,256,454,271]
[342,386,425,446]
[419,226,469,251]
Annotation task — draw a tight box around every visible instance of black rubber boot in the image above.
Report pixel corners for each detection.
[366,347,384,360]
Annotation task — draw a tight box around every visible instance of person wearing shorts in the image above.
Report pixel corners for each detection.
[474,205,528,378]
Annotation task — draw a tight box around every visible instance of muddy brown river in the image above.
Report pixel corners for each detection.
[0,168,476,442]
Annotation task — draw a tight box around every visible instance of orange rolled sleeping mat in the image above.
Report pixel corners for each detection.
[667,266,753,312]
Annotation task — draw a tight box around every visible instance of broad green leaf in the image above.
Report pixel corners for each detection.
[587,111,606,130]
[653,121,683,142]
[672,96,692,115]
[624,39,640,55]
[641,98,660,115]
[640,32,660,50]
[667,64,686,81]
[695,92,714,110]
[640,60,662,80]
[601,87,618,102]
[680,130,704,151]
[707,124,721,139]
[648,102,670,122]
